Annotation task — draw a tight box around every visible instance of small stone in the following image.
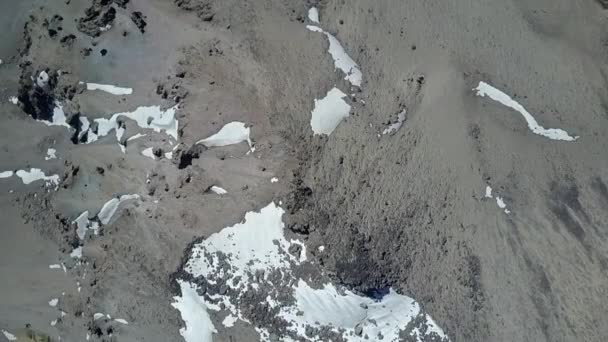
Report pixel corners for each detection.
[354,324,363,336]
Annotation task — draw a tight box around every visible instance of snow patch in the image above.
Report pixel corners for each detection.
[15,168,60,187]
[210,186,227,195]
[310,87,351,135]
[1,330,16,341]
[92,105,179,144]
[8,96,18,105]
[141,147,156,160]
[172,280,217,342]
[86,82,132,95]
[127,133,147,141]
[485,186,492,198]
[306,26,362,87]
[197,122,252,148]
[114,319,128,325]
[0,171,13,178]
[45,148,57,160]
[70,246,82,258]
[474,81,578,141]
[49,298,59,307]
[37,103,70,128]
[484,185,510,214]
[98,194,140,225]
[382,110,407,135]
[308,7,319,23]
[222,315,238,328]
[271,177,279,183]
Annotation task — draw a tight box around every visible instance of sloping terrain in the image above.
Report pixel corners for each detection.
[1,0,607,341]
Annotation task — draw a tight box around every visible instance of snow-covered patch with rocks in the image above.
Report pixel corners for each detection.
[310,87,351,135]
[382,110,407,135]
[173,203,448,342]
[474,81,578,141]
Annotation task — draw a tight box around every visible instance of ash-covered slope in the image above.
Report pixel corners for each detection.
[277,1,608,341]
[1,0,607,341]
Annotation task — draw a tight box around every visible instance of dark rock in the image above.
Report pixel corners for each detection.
[130,11,147,33]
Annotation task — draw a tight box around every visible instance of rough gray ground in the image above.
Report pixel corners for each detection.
[1,0,608,341]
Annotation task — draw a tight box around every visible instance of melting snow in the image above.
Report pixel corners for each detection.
[306,26,362,87]
[141,147,156,160]
[98,194,140,225]
[197,122,252,148]
[1,330,16,341]
[382,110,407,135]
[474,81,578,141]
[172,280,217,342]
[308,7,319,23]
[210,186,227,195]
[45,148,57,160]
[85,82,133,95]
[310,87,351,135]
